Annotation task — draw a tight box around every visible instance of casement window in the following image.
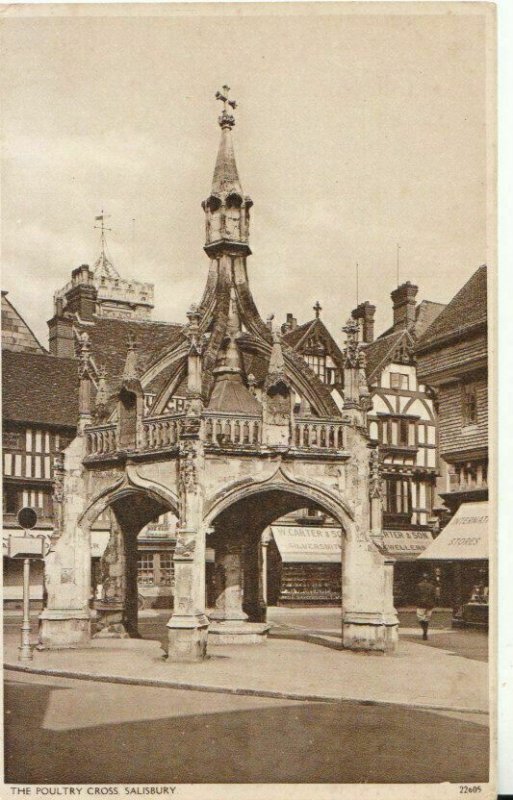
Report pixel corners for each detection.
[398,419,409,446]
[462,384,478,426]
[137,553,155,586]
[159,552,174,586]
[325,367,338,385]
[390,372,409,390]
[137,552,175,588]
[4,453,13,476]
[3,485,19,515]
[20,489,52,518]
[305,355,326,383]
[384,478,411,515]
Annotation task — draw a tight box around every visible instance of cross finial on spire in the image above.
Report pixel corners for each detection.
[215,85,237,129]
[313,300,322,319]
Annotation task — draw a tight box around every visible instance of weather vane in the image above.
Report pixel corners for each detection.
[93,210,119,278]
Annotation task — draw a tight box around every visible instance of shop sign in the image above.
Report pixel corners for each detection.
[382,529,433,561]
[418,502,488,561]
[271,526,342,563]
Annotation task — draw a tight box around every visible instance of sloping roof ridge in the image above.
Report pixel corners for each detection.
[1,292,48,353]
[418,299,446,308]
[3,349,77,364]
[366,328,409,380]
[290,317,320,351]
[416,264,487,348]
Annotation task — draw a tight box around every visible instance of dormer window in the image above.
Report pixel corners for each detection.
[305,354,326,382]
[390,372,409,390]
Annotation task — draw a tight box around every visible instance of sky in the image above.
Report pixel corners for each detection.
[1,3,493,347]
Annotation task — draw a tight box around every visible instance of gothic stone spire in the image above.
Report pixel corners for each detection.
[202,86,253,257]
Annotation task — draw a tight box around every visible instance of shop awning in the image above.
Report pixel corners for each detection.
[271,526,342,563]
[382,529,434,561]
[418,501,489,560]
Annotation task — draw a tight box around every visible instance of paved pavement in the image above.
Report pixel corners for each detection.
[3,606,489,713]
[4,670,489,784]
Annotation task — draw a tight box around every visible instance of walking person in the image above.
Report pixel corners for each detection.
[416,572,437,640]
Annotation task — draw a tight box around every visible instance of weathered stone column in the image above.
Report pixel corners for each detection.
[209,529,270,643]
[210,540,248,623]
[261,529,272,607]
[167,521,209,661]
[123,531,140,638]
[166,433,209,662]
[39,437,92,649]
[242,536,267,623]
[166,305,209,662]
[341,429,398,652]
[93,519,128,638]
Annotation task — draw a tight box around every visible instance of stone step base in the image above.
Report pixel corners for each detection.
[208,621,271,645]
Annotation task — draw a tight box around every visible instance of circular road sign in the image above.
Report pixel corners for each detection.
[17,507,38,530]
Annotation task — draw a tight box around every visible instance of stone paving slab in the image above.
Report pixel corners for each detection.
[4,632,489,715]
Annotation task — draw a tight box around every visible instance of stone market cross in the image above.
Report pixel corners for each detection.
[39,90,398,662]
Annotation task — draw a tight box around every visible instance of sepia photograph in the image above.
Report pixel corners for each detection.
[1,2,499,797]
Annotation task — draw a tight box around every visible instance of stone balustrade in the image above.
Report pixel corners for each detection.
[142,415,183,450]
[294,419,346,450]
[86,424,118,456]
[204,413,261,447]
[86,413,347,456]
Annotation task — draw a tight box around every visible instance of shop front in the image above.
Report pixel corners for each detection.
[265,525,342,605]
[381,528,436,607]
[418,500,488,628]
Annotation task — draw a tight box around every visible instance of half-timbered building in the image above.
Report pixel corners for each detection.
[415,265,488,626]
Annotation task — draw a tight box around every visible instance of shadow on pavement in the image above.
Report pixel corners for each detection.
[4,678,489,785]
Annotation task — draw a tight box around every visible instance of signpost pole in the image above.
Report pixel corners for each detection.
[13,506,41,662]
[19,556,33,661]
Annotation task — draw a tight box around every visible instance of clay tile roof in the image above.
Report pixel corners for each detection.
[76,316,185,386]
[2,350,79,427]
[282,320,314,348]
[363,330,406,382]
[416,265,487,350]
[283,318,345,364]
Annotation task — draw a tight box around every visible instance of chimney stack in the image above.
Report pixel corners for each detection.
[65,265,97,321]
[48,264,97,357]
[351,301,376,343]
[283,313,297,332]
[391,281,418,330]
